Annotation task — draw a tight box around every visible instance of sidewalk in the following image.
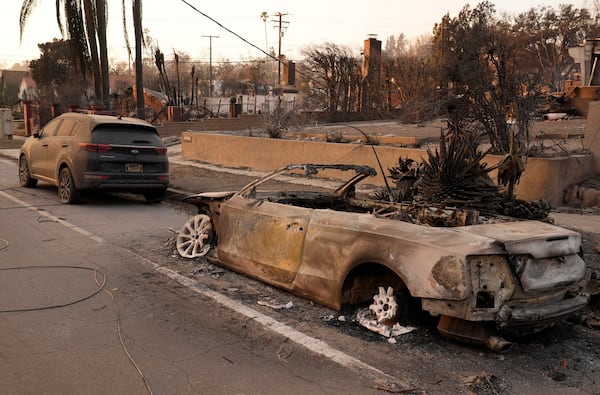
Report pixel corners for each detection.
[550,212,600,234]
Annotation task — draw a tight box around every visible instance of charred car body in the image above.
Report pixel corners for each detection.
[178,164,589,348]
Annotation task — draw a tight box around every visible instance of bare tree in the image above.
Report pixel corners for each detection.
[381,35,439,122]
[432,2,543,153]
[512,4,599,91]
[301,43,362,116]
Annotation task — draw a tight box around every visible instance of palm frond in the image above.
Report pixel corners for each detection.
[19,0,40,41]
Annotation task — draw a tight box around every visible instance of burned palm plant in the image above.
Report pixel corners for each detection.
[380,126,551,221]
[418,128,503,215]
[381,128,503,216]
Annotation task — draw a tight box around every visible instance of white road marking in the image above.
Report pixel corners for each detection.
[131,251,411,390]
[0,190,105,243]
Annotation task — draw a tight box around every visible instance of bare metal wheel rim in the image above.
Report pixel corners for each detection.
[176,214,213,258]
[369,286,398,322]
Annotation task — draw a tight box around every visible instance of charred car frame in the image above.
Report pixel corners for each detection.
[178,164,589,349]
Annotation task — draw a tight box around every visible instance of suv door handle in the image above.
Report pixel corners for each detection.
[61,144,68,147]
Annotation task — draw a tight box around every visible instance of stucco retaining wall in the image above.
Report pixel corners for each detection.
[181,131,594,206]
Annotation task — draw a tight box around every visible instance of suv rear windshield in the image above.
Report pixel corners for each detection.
[91,125,163,145]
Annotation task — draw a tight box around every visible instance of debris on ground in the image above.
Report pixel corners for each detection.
[257,299,294,310]
[463,371,500,394]
[548,359,569,382]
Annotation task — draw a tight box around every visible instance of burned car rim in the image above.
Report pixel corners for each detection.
[177,214,214,258]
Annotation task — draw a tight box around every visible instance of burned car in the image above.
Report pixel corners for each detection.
[177,164,589,349]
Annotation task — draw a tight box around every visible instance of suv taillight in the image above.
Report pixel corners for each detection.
[79,143,112,153]
[154,147,167,155]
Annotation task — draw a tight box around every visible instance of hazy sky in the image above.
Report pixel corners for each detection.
[0,0,587,68]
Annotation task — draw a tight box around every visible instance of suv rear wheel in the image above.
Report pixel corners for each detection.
[58,167,81,204]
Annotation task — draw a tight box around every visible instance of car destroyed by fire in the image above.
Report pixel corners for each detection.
[175,163,589,351]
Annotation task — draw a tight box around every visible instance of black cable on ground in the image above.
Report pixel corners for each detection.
[0,265,107,313]
[0,264,154,394]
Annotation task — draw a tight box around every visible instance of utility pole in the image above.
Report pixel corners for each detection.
[271,12,289,88]
[203,35,219,97]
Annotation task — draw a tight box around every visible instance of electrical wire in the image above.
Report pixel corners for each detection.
[94,272,154,395]
[0,261,153,394]
[0,266,106,313]
[179,0,330,92]
[180,0,278,64]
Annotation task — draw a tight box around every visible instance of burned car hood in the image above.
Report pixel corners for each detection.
[458,220,581,258]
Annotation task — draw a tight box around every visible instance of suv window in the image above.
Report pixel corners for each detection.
[57,118,80,136]
[40,119,62,137]
[91,125,162,145]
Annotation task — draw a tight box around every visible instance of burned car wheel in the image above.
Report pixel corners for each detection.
[176,214,214,258]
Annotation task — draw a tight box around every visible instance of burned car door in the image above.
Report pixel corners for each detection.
[216,194,311,284]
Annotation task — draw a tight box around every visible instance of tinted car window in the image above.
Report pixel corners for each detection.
[91,125,162,145]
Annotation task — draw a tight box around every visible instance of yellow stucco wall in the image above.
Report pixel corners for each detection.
[181,131,594,206]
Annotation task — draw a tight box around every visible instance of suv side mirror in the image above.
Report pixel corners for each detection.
[33,131,40,138]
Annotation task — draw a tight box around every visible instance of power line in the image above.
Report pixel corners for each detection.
[180,0,278,64]
[178,0,329,92]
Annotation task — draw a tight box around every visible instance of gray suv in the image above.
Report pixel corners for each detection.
[18,113,169,203]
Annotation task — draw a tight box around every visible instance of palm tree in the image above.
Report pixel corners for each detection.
[133,0,144,119]
[20,0,119,111]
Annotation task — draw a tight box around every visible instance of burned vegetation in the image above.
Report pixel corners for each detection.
[376,127,552,226]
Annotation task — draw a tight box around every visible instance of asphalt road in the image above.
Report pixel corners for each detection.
[0,158,391,394]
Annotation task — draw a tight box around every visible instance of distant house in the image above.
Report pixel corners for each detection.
[568,38,600,86]
[19,76,38,101]
[1,70,31,106]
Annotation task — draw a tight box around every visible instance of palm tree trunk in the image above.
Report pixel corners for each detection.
[96,0,110,110]
[134,0,144,119]
[83,0,102,106]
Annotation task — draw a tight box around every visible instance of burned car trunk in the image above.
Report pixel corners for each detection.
[179,164,589,348]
